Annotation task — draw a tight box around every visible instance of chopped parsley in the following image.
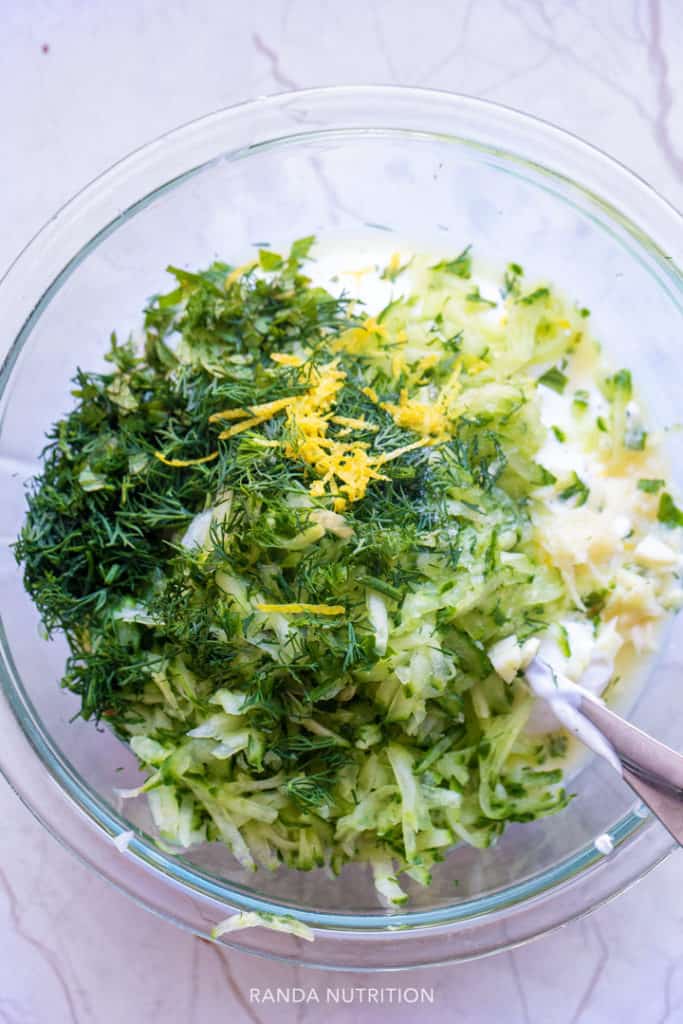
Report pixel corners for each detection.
[538,366,568,394]
[624,423,647,451]
[518,287,550,305]
[429,245,472,279]
[658,493,683,527]
[605,368,633,400]
[558,472,590,506]
[638,478,665,493]
[381,253,412,282]
[583,590,607,620]
[572,389,590,412]
[465,285,497,307]
[502,262,524,298]
[557,624,571,658]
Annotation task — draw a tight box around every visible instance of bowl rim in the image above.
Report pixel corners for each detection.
[1,84,681,968]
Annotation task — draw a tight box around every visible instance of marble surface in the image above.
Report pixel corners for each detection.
[2,1,683,1021]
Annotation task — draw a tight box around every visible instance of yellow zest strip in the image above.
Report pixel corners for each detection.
[271,352,304,367]
[438,358,463,403]
[250,397,299,417]
[209,408,248,422]
[380,396,448,438]
[295,435,365,452]
[414,353,440,374]
[390,353,406,378]
[256,602,345,616]
[362,316,389,338]
[462,354,488,375]
[218,415,272,440]
[375,438,432,466]
[154,450,218,468]
[209,396,295,424]
[362,386,379,403]
[225,260,258,286]
[330,415,379,431]
[341,265,375,283]
[387,252,402,276]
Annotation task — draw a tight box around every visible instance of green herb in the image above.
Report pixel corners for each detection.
[258,248,284,271]
[465,285,497,307]
[518,287,550,305]
[537,367,568,394]
[624,424,647,451]
[583,590,607,619]
[572,389,590,412]
[558,472,590,506]
[430,245,472,279]
[381,255,412,282]
[557,624,571,658]
[638,478,665,493]
[658,493,683,527]
[551,426,566,443]
[604,368,632,401]
[502,262,524,298]
[534,464,557,486]
[357,575,404,601]
[548,733,568,758]
[289,235,316,261]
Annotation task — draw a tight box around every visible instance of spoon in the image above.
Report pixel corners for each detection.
[525,658,683,846]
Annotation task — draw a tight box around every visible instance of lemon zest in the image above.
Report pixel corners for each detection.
[341,265,375,284]
[381,392,449,438]
[225,260,258,286]
[375,438,432,465]
[363,316,389,339]
[330,415,378,431]
[391,352,407,378]
[154,450,218,468]
[463,356,489,375]
[209,397,295,424]
[387,252,402,276]
[271,352,304,367]
[256,603,345,616]
[218,415,273,440]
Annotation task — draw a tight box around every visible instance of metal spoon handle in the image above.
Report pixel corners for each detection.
[580,693,683,844]
[620,767,683,845]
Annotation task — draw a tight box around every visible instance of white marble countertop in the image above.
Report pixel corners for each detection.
[2,2,683,1021]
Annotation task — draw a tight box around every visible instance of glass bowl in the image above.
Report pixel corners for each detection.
[1,86,681,971]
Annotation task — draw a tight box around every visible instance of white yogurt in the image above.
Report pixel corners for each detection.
[524,659,622,774]
[524,616,620,735]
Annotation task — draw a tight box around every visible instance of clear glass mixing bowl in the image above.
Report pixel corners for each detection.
[1,87,681,970]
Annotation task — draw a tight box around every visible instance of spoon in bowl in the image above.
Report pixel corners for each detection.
[525,658,683,846]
